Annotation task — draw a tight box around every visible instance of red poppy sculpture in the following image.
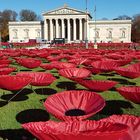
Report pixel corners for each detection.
[0,75,32,91]
[44,90,105,121]
[47,55,62,61]
[54,62,76,70]
[115,63,140,79]
[0,67,16,75]
[85,66,101,74]
[100,114,140,140]
[68,58,88,65]
[17,72,56,86]
[117,86,140,104]
[37,52,49,58]
[17,58,41,69]
[91,60,119,72]
[40,63,56,70]
[0,64,9,68]
[59,68,91,80]
[22,120,129,140]
[0,59,12,64]
[114,59,131,66]
[9,52,21,57]
[103,58,131,66]
[115,67,140,79]
[75,79,118,92]
[128,62,140,71]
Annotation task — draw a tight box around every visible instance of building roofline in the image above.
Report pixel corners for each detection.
[89,20,132,24]
[42,5,92,18]
[8,21,43,25]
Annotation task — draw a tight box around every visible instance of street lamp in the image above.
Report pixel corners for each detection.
[85,0,88,49]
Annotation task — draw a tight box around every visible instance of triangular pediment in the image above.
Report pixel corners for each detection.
[43,6,88,16]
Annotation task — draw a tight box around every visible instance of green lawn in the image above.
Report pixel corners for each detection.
[0,58,140,139]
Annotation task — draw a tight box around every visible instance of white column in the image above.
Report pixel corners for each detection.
[50,19,53,41]
[73,19,76,41]
[84,19,87,41]
[56,19,59,38]
[83,19,86,40]
[44,19,48,40]
[87,19,89,41]
[61,19,65,38]
[67,19,70,42]
[46,20,48,40]
[79,19,82,41]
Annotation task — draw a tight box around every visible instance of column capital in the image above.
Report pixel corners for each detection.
[67,18,70,21]
[49,19,53,22]
[61,18,65,20]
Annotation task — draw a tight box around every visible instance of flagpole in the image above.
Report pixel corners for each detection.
[94,6,96,43]
[94,5,98,49]
[85,0,88,49]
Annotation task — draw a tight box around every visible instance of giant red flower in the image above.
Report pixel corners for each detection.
[17,72,56,86]
[117,86,140,104]
[44,90,105,121]
[100,114,140,140]
[22,120,129,140]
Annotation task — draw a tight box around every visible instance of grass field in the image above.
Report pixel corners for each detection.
[0,54,140,140]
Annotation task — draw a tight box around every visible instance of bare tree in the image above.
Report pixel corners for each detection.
[19,9,39,21]
[113,15,132,20]
[132,14,140,42]
[0,11,2,29]
[2,9,17,21]
[0,9,17,41]
[101,17,108,20]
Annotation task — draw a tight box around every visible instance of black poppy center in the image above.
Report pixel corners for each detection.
[65,109,86,116]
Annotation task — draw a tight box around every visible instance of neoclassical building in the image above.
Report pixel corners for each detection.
[9,5,132,43]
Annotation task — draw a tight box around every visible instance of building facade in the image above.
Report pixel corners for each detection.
[9,5,132,43]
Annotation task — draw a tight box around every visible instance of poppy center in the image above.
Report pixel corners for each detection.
[65,109,86,116]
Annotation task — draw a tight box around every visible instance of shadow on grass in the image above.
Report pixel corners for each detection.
[109,87,117,91]
[0,129,35,140]
[54,75,60,79]
[56,81,77,90]
[39,98,47,103]
[0,100,8,107]
[16,109,50,124]
[34,88,57,95]
[11,88,33,96]
[99,73,116,76]
[19,68,33,71]
[1,93,28,102]
[39,98,46,103]
[50,70,58,73]
[90,100,134,120]
[108,78,136,85]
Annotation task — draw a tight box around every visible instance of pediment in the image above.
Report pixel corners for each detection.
[43,7,87,15]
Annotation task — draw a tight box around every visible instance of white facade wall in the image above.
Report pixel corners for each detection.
[9,21,44,42]
[8,6,132,43]
[89,20,131,43]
